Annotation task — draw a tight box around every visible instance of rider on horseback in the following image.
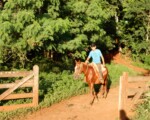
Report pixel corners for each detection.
[85,43,105,84]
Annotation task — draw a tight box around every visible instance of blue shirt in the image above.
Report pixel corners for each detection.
[88,49,102,64]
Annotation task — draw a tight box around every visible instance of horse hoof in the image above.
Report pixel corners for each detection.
[90,101,94,105]
[99,94,103,98]
[103,93,107,98]
[95,100,99,103]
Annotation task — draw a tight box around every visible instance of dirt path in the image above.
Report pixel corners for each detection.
[22,53,149,120]
[113,53,149,74]
[24,87,119,120]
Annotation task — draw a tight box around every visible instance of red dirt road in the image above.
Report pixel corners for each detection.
[24,87,119,120]
[22,53,149,120]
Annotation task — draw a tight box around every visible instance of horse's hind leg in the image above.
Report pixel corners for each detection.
[90,96,95,105]
[99,85,104,98]
[90,92,99,105]
[95,93,99,102]
[103,77,108,98]
[99,84,107,98]
[103,86,107,98]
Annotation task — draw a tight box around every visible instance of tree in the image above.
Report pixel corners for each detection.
[0,0,118,70]
[0,0,44,68]
[118,0,150,63]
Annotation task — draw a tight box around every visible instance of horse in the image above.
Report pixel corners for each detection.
[73,60,108,105]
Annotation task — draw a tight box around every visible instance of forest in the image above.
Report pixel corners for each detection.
[0,0,150,120]
[0,0,150,70]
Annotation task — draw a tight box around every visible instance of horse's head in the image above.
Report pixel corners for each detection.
[73,60,83,80]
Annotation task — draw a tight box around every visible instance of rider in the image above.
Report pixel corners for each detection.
[85,43,105,84]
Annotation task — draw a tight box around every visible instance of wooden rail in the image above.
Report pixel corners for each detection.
[118,72,150,120]
[0,65,39,111]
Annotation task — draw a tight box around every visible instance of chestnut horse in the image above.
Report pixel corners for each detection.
[74,60,108,105]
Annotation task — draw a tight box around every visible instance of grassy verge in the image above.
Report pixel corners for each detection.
[107,62,138,87]
[133,60,150,70]
[132,91,150,120]
[0,62,139,120]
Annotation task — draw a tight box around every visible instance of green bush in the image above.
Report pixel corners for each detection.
[132,92,150,120]
[38,71,88,107]
[141,55,150,65]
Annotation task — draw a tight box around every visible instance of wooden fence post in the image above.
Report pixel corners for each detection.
[0,65,39,111]
[118,72,128,120]
[33,65,39,106]
[123,72,128,110]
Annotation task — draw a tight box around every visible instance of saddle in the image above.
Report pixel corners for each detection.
[89,63,106,74]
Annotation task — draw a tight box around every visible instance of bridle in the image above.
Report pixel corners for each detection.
[75,63,83,75]
[75,62,89,75]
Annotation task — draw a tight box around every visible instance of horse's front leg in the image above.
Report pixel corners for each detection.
[103,77,108,98]
[100,84,105,97]
[89,83,95,105]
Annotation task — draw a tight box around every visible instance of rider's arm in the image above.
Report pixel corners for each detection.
[101,55,105,66]
[85,51,92,63]
[85,57,90,63]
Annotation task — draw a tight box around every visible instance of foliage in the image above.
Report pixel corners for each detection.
[0,0,149,70]
[132,57,150,70]
[132,91,150,120]
[118,0,150,63]
[38,71,88,107]
[0,0,150,119]
[140,54,150,65]
[107,62,138,87]
[0,0,117,69]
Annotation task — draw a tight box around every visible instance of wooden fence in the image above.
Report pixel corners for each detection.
[0,65,39,111]
[118,72,150,120]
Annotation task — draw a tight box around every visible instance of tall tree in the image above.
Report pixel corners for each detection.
[118,0,150,63]
[57,0,116,58]
[0,0,44,68]
[0,0,118,69]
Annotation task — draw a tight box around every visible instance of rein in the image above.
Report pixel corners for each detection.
[83,63,89,75]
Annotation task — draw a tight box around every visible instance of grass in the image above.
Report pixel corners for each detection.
[107,62,138,87]
[134,62,150,71]
[132,92,150,120]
